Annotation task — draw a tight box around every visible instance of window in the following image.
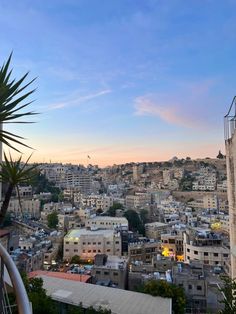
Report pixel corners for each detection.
[188,285,192,289]
[88,250,91,253]
[98,242,101,245]
[83,242,86,245]
[104,271,109,275]
[197,286,202,290]
[204,252,208,256]
[93,250,96,253]
[113,272,118,276]
[88,242,91,245]
[96,271,101,275]
[93,242,96,245]
[65,249,69,252]
[187,248,190,252]
[194,251,198,255]
[107,249,111,252]
[223,254,228,257]
[74,242,78,245]
[115,241,120,244]
[214,253,218,257]
[83,250,86,253]
[74,249,78,252]
[66,242,69,245]
[107,242,111,245]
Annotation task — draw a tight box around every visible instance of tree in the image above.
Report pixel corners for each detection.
[0,53,37,151]
[218,275,236,314]
[140,208,148,224]
[124,209,145,235]
[0,153,36,225]
[47,211,58,229]
[141,280,186,314]
[21,273,57,314]
[217,150,225,159]
[106,203,124,217]
[71,255,81,264]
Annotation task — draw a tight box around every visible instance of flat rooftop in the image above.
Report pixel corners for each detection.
[29,270,91,283]
[39,275,171,314]
[65,228,117,238]
[87,216,128,222]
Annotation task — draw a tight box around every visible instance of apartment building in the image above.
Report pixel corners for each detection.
[145,222,169,240]
[85,216,128,230]
[225,101,236,278]
[92,254,128,289]
[128,241,160,264]
[183,228,229,267]
[125,193,151,210]
[8,198,40,219]
[80,195,113,211]
[63,228,122,261]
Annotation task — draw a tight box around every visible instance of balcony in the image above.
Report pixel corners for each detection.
[224,96,236,140]
[0,243,31,313]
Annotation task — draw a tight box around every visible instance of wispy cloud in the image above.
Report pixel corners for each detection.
[134,80,219,129]
[46,89,112,111]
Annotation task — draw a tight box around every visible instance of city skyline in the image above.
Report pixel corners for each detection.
[1,0,236,166]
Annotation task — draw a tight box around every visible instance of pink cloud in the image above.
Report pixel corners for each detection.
[134,96,198,128]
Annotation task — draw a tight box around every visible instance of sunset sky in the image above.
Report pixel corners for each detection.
[1,0,236,166]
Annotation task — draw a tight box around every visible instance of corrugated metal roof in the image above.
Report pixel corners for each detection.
[40,275,172,314]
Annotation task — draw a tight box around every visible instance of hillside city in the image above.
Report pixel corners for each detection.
[0,152,231,313]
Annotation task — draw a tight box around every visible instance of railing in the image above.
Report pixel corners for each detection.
[224,96,236,140]
[0,243,31,314]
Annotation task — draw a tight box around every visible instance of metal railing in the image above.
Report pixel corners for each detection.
[224,96,236,140]
[0,242,31,314]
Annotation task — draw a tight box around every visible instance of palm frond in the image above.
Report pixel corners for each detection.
[0,53,38,152]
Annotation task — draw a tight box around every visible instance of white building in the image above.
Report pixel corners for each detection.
[63,228,122,261]
[85,216,128,230]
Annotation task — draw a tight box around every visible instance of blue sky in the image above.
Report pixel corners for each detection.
[1,0,236,166]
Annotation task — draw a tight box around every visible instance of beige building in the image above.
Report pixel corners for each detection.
[128,241,160,264]
[8,198,40,218]
[85,216,128,230]
[92,254,128,289]
[63,228,122,261]
[145,222,169,240]
[183,229,229,267]
[125,193,151,210]
[225,103,236,277]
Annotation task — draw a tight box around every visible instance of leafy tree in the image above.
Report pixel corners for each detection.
[31,172,61,202]
[0,153,36,225]
[0,53,37,151]
[218,275,236,314]
[20,273,57,314]
[47,211,58,229]
[124,209,145,235]
[71,255,81,264]
[106,203,124,217]
[140,208,148,224]
[140,280,186,314]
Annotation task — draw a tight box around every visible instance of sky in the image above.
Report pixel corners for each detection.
[0,0,236,166]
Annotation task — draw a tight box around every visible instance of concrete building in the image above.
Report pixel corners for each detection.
[183,228,229,267]
[63,228,122,261]
[145,222,169,240]
[128,241,160,264]
[85,216,128,230]
[225,100,236,277]
[92,254,128,289]
[8,198,40,219]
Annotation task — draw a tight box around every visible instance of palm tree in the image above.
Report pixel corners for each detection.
[0,52,37,152]
[0,153,37,226]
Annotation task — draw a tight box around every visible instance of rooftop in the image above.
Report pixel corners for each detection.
[29,270,90,283]
[65,228,118,238]
[39,275,171,314]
